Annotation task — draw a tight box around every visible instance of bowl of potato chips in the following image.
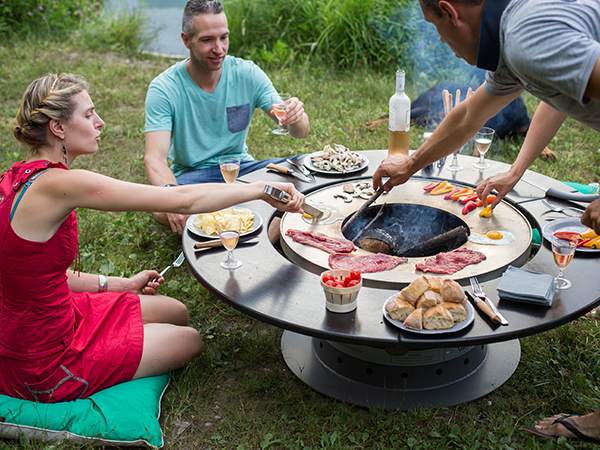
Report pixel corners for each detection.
[187,207,261,238]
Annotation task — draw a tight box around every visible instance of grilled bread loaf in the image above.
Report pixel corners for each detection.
[440,302,467,322]
[403,308,423,330]
[415,290,442,310]
[401,276,430,305]
[385,294,415,321]
[440,278,465,303]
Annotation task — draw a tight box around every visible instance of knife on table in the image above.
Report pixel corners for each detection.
[194,235,258,250]
[286,157,315,181]
[266,163,311,183]
[465,291,503,325]
[521,177,600,202]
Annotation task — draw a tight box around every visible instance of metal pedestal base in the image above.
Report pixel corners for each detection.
[282,331,520,410]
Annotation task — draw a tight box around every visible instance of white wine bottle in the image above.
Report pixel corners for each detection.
[388,69,411,156]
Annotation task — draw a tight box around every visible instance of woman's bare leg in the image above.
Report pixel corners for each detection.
[133,294,203,378]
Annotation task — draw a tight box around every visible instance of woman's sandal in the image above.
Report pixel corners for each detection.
[521,414,600,445]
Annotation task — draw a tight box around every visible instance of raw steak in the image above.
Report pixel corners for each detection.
[415,248,486,275]
[329,252,407,273]
[286,229,356,254]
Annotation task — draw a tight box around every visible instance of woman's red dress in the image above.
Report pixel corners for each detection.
[0,160,144,403]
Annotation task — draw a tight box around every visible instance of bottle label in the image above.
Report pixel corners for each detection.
[389,110,411,132]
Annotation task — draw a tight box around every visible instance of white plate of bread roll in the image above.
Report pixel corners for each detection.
[383,275,474,334]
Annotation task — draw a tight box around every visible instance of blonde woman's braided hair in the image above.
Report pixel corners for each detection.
[13,73,89,153]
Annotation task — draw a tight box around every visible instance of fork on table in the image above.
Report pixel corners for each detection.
[469,277,509,326]
[541,199,584,217]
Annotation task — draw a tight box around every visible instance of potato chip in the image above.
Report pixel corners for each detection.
[194,208,254,235]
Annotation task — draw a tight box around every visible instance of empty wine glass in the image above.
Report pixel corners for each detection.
[551,234,577,289]
[219,156,240,184]
[217,216,242,270]
[447,139,471,172]
[472,127,495,170]
[271,93,290,135]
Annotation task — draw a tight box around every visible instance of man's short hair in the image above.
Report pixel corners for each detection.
[182,0,224,37]
[420,0,483,17]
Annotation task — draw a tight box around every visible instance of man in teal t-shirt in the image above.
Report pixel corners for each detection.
[144,0,310,234]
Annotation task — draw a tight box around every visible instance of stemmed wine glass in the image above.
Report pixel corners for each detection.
[472,127,495,170]
[217,216,242,270]
[271,93,290,135]
[446,139,471,172]
[551,234,577,289]
[219,156,240,184]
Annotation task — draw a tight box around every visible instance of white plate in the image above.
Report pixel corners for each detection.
[186,209,263,239]
[303,151,369,175]
[382,293,475,334]
[542,217,598,253]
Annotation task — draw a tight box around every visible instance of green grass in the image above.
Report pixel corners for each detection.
[1,16,600,450]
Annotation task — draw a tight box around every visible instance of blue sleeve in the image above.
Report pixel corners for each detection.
[144,80,174,133]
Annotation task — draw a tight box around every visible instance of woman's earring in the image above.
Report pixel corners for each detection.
[62,141,68,165]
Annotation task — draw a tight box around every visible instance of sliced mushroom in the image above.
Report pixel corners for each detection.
[334,193,353,203]
[343,183,355,194]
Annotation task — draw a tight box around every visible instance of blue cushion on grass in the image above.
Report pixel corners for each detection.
[0,374,169,448]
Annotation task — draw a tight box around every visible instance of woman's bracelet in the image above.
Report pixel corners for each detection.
[98,274,108,293]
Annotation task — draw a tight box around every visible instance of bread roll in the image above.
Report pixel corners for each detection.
[386,295,415,321]
[425,276,442,293]
[415,290,442,310]
[440,302,467,322]
[401,276,430,305]
[403,308,423,330]
[440,278,465,303]
[423,305,454,330]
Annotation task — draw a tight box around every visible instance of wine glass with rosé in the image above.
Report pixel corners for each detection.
[472,127,495,170]
[271,93,290,135]
[217,216,242,270]
[219,156,240,184]
[551,234,577,289]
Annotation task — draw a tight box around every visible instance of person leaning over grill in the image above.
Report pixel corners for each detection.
[373,0,600,444]
[372,0,600,238]
[144,0,310,236]
[0,72,305,403]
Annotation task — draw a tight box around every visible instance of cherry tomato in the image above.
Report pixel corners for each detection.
[343,275,352,286]
[347,279,360,287]
[322,273,335,283]
[350,270,361,280]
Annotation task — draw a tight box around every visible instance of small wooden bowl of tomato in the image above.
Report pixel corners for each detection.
[320,269,362,313]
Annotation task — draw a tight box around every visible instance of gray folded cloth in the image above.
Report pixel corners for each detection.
[497,266,555,306]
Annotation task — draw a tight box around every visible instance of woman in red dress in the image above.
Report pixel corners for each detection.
[0,73,304,402]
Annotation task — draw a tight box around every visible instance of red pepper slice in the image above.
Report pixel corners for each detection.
[462,200,477,215]
[553,231,581,240]
[424,182,441,192]
[577,238,591,247]
[444,187,462,200]
[459,193,479,203]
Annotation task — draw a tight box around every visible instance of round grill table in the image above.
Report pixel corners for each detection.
[182,151,600,409]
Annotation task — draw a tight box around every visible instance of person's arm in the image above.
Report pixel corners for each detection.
[476,102,567,207]
[267,96,310,139]
[372,87,521,191]
[144,130,177,187]
[66,270,163,295]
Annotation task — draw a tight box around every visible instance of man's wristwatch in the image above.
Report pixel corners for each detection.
[98,274,108,293]
[164,184,177,187]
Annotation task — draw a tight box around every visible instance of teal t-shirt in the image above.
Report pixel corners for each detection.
[145,56,276,176]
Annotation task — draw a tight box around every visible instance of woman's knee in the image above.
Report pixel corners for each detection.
[141,295,190,325]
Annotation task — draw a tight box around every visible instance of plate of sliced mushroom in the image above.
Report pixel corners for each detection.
[303,144,368,174]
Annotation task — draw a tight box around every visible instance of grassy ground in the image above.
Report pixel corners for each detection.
[0,41,599,450]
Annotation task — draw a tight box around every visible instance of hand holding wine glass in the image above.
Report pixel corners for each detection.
[217,216,242,270]
[219,156,240,183]
[473,127,495,170]
[271,93,290,135]
[551,234,577,289]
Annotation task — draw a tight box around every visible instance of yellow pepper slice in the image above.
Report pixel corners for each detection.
[581,228,598,239]
[479,205,493,218]
[583,235,600,248]
[430,181,454,195]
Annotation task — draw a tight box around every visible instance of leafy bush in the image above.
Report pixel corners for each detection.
[0,0,102,38]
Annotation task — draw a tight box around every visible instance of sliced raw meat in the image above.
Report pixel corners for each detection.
[329,252,407,273]
[286,229,357,254]
[415,248,486,275]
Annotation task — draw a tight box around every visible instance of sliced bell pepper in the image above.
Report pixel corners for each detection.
[462,200,477,215]
[553,231,582,240]
[476,195,496,207]
[451,188,473,200]
[581,228,598,239]
[444,187,462,200]
[431,181,454,195]
[479,205,493,218]
[424,182,441,192]
[577,238,592,247]
[459,193,479,203]
[583,236,600,248]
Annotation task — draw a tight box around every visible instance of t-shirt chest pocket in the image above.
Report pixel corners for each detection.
[226,103,250,133]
